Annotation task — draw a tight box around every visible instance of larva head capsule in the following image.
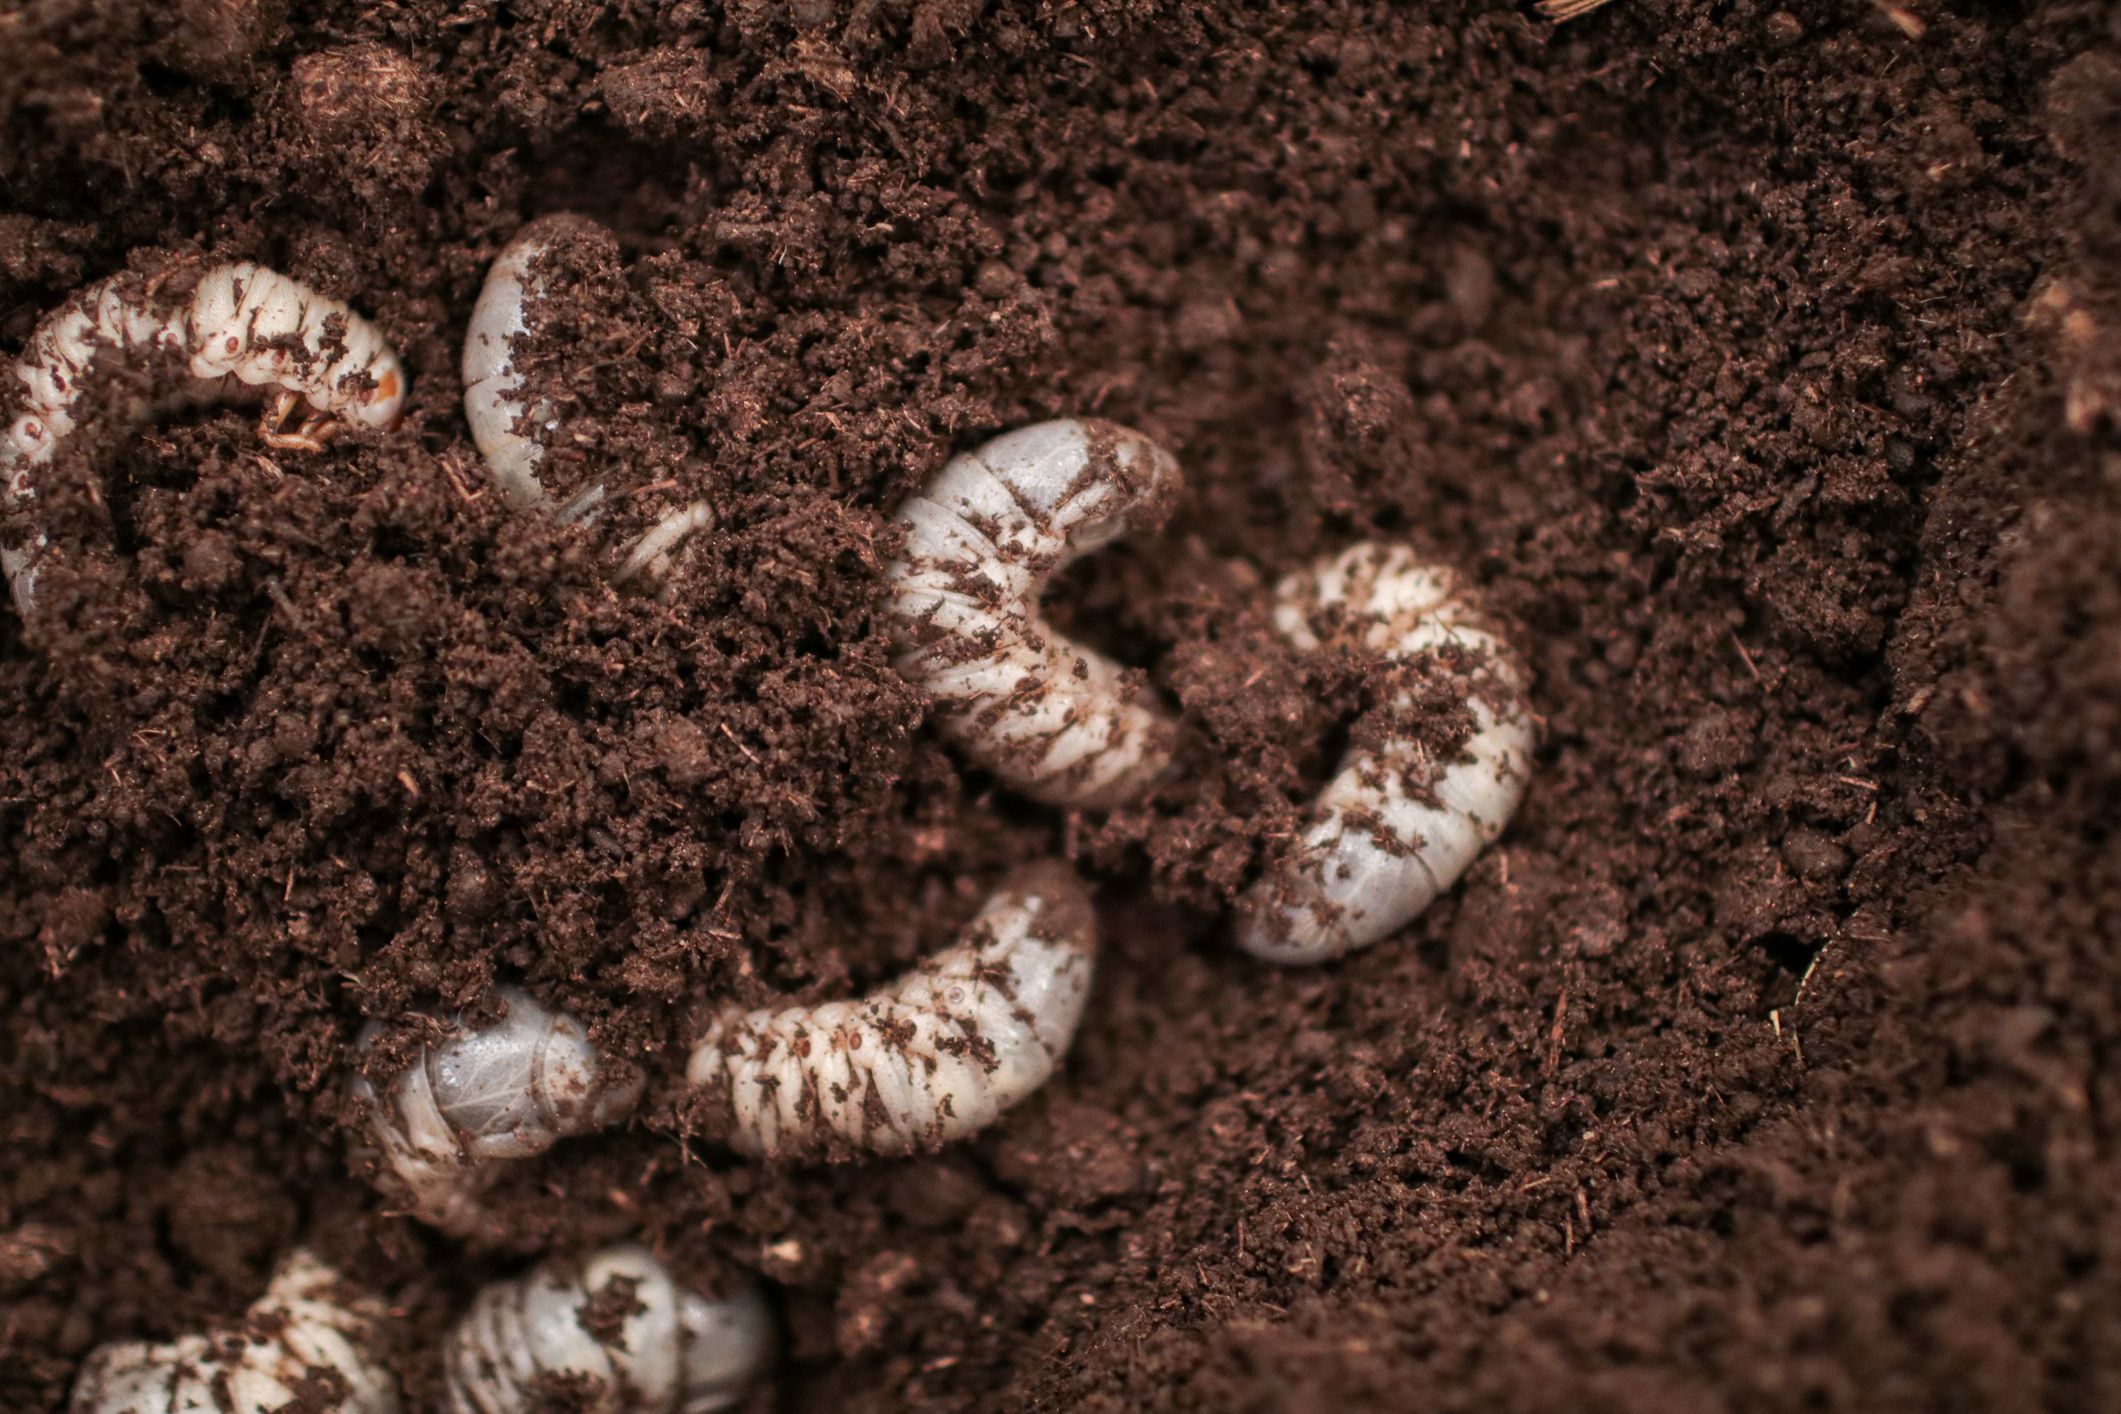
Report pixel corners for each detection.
[443,1244,775,1414]
[350,360,408,430]
[352,985,644,1234]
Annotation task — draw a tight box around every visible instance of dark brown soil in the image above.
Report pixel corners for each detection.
[4,0,2118,1409]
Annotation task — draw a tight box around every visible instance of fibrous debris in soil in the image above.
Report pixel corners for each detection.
[4,1,2120,1411]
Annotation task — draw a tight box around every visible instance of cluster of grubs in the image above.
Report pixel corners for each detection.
[12,228,1535,1414]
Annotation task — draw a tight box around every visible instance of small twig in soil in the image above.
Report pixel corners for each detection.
[1870,0,1927,37]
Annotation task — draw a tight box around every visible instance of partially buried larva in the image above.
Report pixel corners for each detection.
[883,417,1183,810]
[686,862,1097,1161]
[2,260,405,618]
[1239,542,1537,965]
[444,1244,774,1414]
[70,1249,399,1414]
[351,985,644,1237]
[462,214,715,591]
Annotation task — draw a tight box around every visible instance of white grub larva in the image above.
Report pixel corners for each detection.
[1,261,405,616]
[462,216,713,591]
[444,1244,774,1414]
[351,985,644,1237]
[462,215,592,512]
[686,862,1097,1161]
[1238,542,1537,965]
[884,418,1182,810]
[71,1249,399,1414]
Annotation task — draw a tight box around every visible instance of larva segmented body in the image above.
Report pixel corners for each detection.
[462,216,714,591]
[884,418,1182,809]
[2,262,405,616]
[686,862,1097,1161]
[1238,542,1536,965]
[444,1244,774,1414]
[70,1250,399,1414]
[351,985,645,1236]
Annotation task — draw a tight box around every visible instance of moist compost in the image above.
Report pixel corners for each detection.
[4,0,2119,1409]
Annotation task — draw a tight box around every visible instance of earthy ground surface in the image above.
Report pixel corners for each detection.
[4,0,2119,1408]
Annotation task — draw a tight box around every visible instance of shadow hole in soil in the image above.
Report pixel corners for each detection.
[1756,930,1823,1012]
[1044,548,1167,674]
[1445,1147,1513,1186]
[532,120,705,242]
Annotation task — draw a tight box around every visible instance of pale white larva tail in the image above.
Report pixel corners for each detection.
[70,1249,400,1414]
[686,862,1097,1161]
[883,417,1183,810]
[462,215,714,591]
[444,1244,774,1414]
[1,261,406,617]
[351,985,645,1237]
[1238,542,1537,965]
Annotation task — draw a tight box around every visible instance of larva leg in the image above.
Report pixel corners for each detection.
[1238,542,1537,965]
[1,260,406,620]
[884,417,1183,810]
[442,1244,774,1414]
[686,862,1098,1162]
[349,985,644,1237]
[258,388,335,453]
[462,216,716,594]
[71,1251,400,1414]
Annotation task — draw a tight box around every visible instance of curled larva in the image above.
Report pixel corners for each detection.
[2,261,405,616]
[71,1249,399,1414]
[686,862,1097,1161]
[883,417,1182,810]
[444,1244,774,1414]
[1238,542,1536,965]
[462,215,713,591]
[351,985,645,1236]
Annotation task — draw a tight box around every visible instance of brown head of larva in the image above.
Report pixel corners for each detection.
[366,367,406,429]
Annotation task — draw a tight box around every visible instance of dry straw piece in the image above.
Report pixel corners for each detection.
[1239,543,1536,965]
[687,862,1097,1161]
[1535,0,1619,20]
[1,261,405,616]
